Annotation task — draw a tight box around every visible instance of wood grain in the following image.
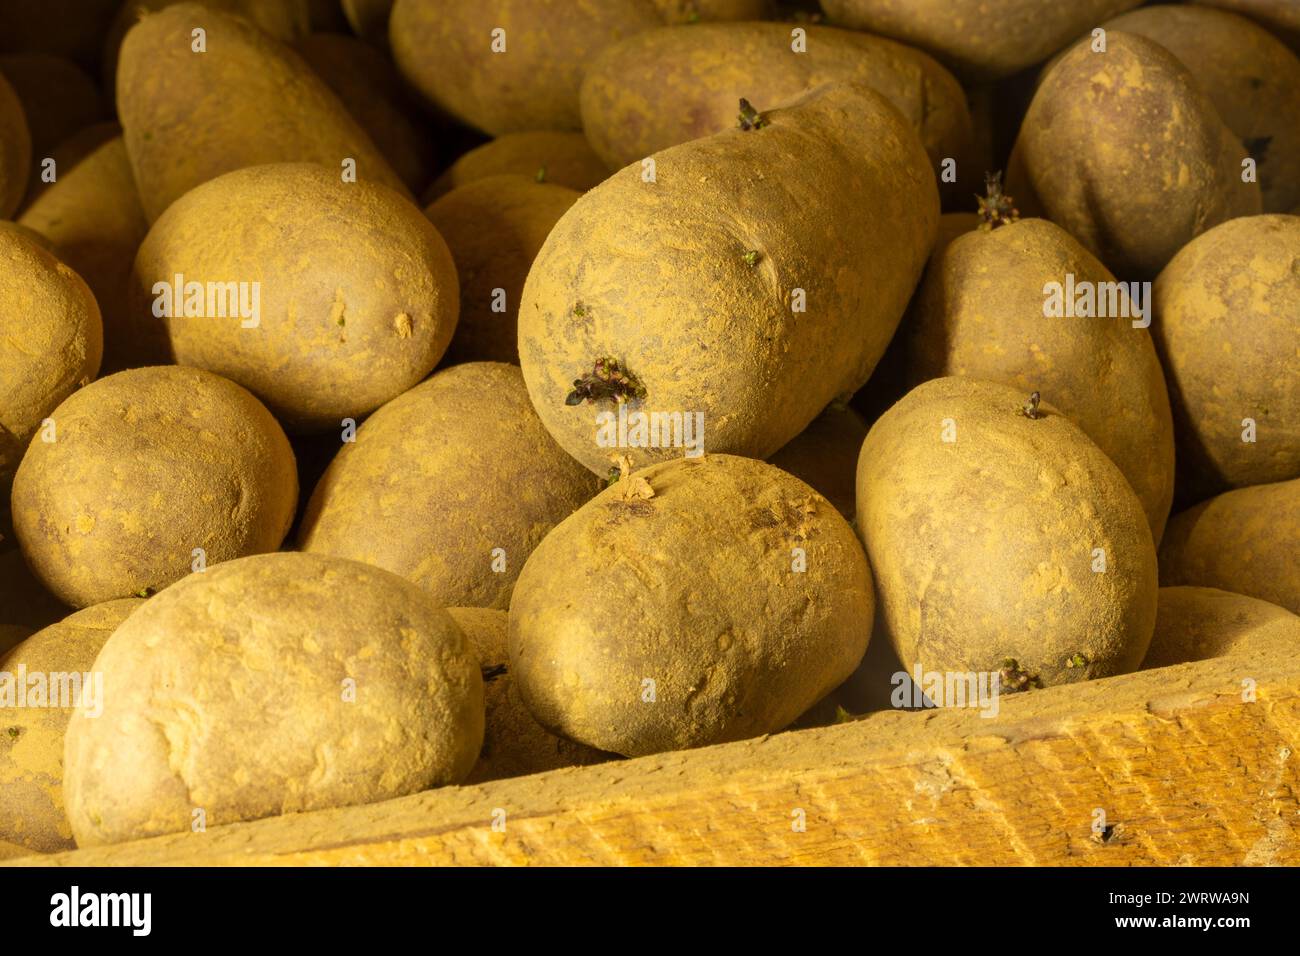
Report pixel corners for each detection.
[6,649,1298,866]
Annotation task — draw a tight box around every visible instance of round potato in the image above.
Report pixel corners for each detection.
[510,454,873,756]
[423,131,608,203]
[857,378,1158,687]
[62,552,484,847]
[0,71,30,219]
[1142,586,1300,669]
[1152,215,1300,501]
[390,0,766,136]
[767,404,867,520]
[128,162,458,432]
[448,607,610,783]
[11,366,298,608]
[898,216,1175,540]
[579,22,973,200]
[1159,478,1300,615]
[426,175,580,365]
[117,2,404,222]
[1007,32,1260,278]
[299,362,599,609]
[0,229,102,502]
[520,82,938,474]
[0,599,143,853]
[819,0,1142,79]
[20,137,150,374]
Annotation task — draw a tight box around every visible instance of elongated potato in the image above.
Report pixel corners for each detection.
[19,137,150,374]
[580,22,973,195]
[426,175,580,365]
[117,2,405,221]
[448,607,610,783]
[11,367,298,608]
[128,163,457,431]
[857,378,1158,686]
[424,131,608,202]
[62,552,484,847]
[767,405,868,520]
[0,599,143,853]
[0,71,30,218]
[510,454,873,756]
[1142,587,1300,669]
[1152,215,1300,500]
[1103,5,1300,213]
[299,362,599,609]
[390,0,766,135]
[1007,33,1261,278]
[1159,478,1300,615]
[0,229,102,500]
[819,0,1142,78]
[898,216,1175,540]
[521,82,938,474]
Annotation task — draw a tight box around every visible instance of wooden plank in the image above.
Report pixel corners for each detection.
[6,649,1298,866]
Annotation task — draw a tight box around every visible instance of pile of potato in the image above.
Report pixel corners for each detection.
[1,0,1297,855]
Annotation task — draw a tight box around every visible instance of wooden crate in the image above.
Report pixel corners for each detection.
[4,647,1298,866]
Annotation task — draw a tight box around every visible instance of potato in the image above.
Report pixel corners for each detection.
[62,552,484,846]
[1194,0,1300,54]
[19,137,150,374]
[16,120,119,209]
[1152,215,1300,501]
[0,599,143,853]
[117,3,405,222]
[520,82,938,474]
[300,362,598,608]
[0,55,106,189]
[1007,33,1261,278]
[390,0,765,136]
[0,221,53,252]
[1142,587,1300,669]
[1101,5,1300,214]
[819,0,1142,79]
[1159,478,1300,615]
[128,163,457,432]
[579,22,974,197]
[510,454,871,755]
[295,32,437,193]
[767,404,867,520]
[11,366,298,608]
[897,216,1175,540]
[423,131,608,203]
[426,175,580,365]
[0,71,30,219]
[448,607,610,783]
[857,378,1158,687]
[0,229,102,504]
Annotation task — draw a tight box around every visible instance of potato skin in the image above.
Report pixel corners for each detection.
[12,367,298,608]
[426,175,580,365]
[0,71,30,219]
[448,607,610,783]
[20,137,150,375]
[0,599,143,853]
[0,230,103,499]
[857,378,1158,685]
[767,405,867,520]
[579,22,973,194]
[299,362,599,609]
[1103,5,1300,214]
[1007,33,1261,278]
[1159,479,1300,615]
[899,217,1175,540]
[424,131,609,203]
[62,553,484,847]
[118,3,405,221]
[521,82,938,474]
[1152,215,1300,500]
[509,454,873,756]
[1142,587,1300,670]
[129,163,458,432]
